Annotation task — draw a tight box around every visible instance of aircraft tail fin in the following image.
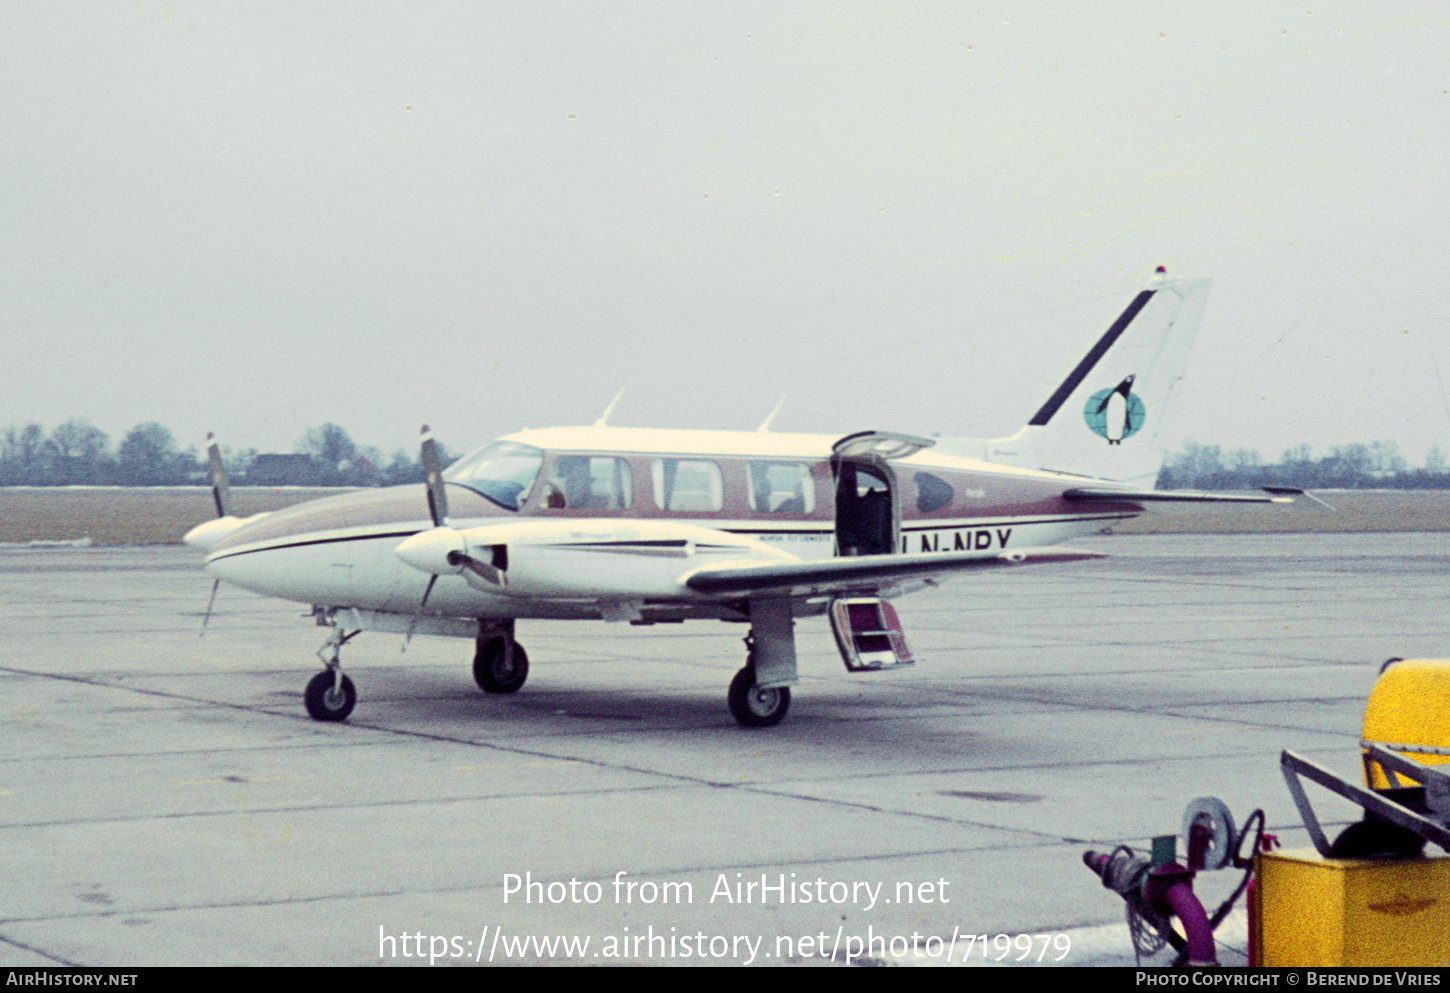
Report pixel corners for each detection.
[945,271,1211,488]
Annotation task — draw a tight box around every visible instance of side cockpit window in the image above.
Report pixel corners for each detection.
[444,441,544,511]
[747,461,816,514]
[541,455,634,511]
[651,458,723,512]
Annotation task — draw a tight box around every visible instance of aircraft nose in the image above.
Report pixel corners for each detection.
[395,526,467,575]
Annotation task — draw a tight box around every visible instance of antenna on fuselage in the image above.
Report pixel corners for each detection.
[594,389,625,427]
[757,396,786,433]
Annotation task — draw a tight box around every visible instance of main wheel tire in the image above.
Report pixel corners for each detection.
[304,670,356,721]
[727,666,790,727]
[474,638,529,694]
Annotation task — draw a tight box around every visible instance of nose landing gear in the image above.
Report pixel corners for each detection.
[305,624,359,721]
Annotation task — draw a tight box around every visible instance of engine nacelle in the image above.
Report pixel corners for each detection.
[396,519,797,599]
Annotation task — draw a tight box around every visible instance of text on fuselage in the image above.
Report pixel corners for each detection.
[904,528,1012,554]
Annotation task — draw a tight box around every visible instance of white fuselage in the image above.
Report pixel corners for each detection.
[196,426,1139,625]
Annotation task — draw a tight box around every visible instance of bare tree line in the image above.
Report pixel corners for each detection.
[0,419,454,487]
[1157,439,1450,490]
[2,419,1445,490]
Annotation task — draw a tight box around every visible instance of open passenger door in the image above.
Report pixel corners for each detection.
[831,431,933,558]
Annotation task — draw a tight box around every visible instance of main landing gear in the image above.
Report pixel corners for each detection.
[302,617,531,722]
[728,661,791,727]
[727,600,798,728]
[473,627,529,694]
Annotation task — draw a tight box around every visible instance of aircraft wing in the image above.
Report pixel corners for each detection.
[1062,487,1300,504]
[683,547,1103,598]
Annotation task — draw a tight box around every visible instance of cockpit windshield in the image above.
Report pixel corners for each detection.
[443,441,544,511]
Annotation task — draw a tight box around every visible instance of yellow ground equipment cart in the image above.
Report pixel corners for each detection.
[1362,658,1450,788]
[1255,659,1450,966]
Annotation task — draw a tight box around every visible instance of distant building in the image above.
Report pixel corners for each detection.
[246,454,321,486]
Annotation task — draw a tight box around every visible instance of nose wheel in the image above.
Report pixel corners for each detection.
[305,670,356,721]
[305,625,359,721]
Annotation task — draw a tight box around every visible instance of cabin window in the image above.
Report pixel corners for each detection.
[913,472,954,513]
[651,458,723,512]
[542,455,633,511]
[747,461,815,514]
[444,441,544,511]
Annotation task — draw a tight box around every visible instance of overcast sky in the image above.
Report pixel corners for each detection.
[3,3,1447,465]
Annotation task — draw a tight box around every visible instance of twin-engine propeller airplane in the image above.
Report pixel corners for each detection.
[186,268,1297,727]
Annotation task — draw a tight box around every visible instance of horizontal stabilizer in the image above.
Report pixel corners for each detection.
[684,547,1103,598]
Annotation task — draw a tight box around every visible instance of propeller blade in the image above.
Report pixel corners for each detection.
[402,574,440,651]
[419,424,449,528]
[200,577,220,637]
[206,433,232,518]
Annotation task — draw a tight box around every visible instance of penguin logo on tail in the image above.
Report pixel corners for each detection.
[1084,375,1144,445]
